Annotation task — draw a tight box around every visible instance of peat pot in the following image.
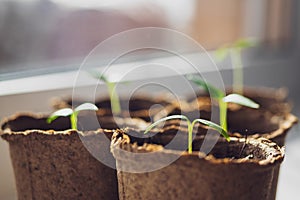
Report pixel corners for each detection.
[111,128,285,200]
[0,113,147,200]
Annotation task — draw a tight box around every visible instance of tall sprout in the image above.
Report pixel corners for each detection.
[89,71,121,115]
[215,38,256,94]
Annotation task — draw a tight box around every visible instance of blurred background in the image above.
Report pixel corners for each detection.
[0,0,299,199]
[0,0,298,75]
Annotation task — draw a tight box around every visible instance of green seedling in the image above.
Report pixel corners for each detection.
[89,70,121,115]
[215,38,256,94]
[47,103,98,130]
[187,75,259,131]
[144,115,229,154]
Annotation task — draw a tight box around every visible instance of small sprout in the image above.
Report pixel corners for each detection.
[47,103,98,130]
[88,70,121,115]
[187,75,259,131]
[144,115,229,154]
[215,38,257,94]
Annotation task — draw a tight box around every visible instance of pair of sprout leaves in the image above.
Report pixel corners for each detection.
[47,75,259,154]
[47,70,122,130]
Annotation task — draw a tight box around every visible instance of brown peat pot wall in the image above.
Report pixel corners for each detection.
[0,113,123,200]
[226,111,297,146]
[111,129,285,200]
[226,87,291,115]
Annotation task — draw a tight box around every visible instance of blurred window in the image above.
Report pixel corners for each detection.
[0,0,297,80]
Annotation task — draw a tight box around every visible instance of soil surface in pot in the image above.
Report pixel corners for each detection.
[2,111,149,133]
[1,112,149,138]
[52,95,174,122]
[77,111,149,131]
